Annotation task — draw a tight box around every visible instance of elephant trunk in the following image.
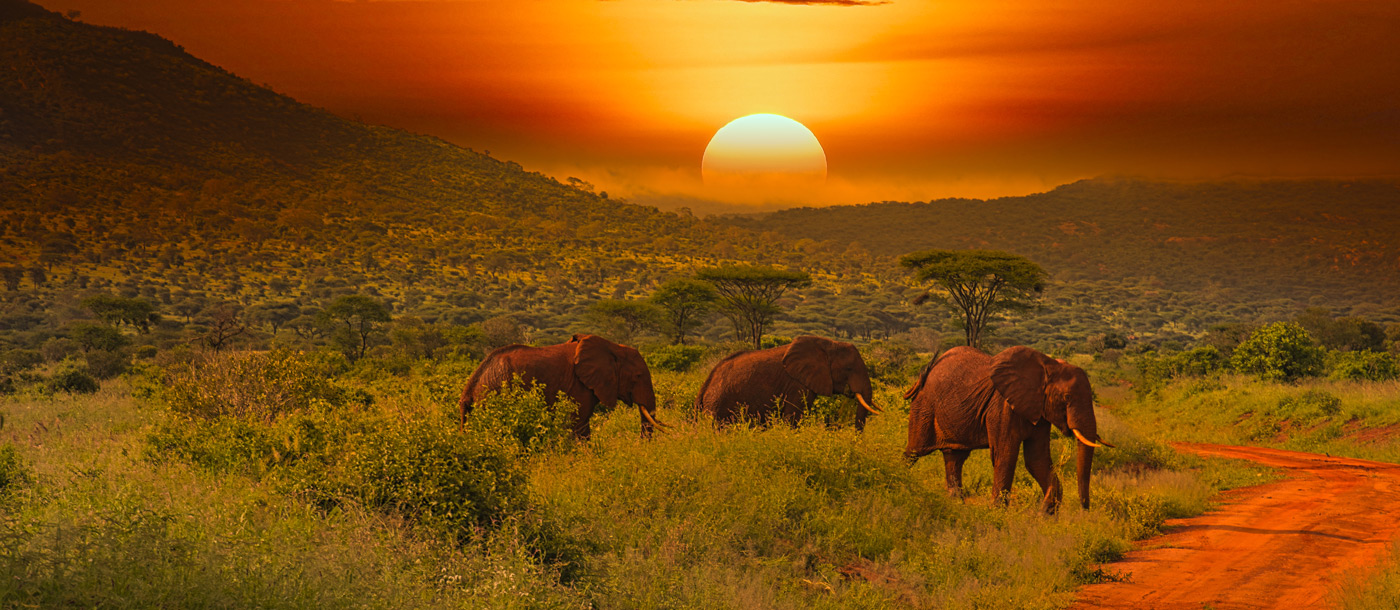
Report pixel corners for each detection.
[633,377,664,436]
[1076,442,1095,509]
[852,382,877,432]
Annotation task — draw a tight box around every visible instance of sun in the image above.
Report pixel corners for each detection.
[701,114,827,191]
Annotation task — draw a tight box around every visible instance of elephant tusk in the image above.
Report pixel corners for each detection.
[856,394,883,415]
[639,406,673,430]
[1071,428,1113,448]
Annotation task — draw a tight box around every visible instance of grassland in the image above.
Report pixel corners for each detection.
[0,352,1274,610]
[1118,374,1400,464]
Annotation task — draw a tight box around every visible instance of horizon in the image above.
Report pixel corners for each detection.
[33,0,1400,209]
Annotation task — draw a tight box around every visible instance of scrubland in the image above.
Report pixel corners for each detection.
[0,351,1266,610]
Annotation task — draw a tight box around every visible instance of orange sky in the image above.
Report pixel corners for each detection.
[41,0,1400,208]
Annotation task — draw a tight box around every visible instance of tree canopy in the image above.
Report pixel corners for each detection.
[695,265,811,349]
[318,295,392,361]
[900,250,1047,349]
[648,278,718,345]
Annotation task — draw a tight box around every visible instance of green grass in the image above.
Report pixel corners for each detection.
[1118,374,1400,463]
[1334,542,1400,610]
[0,358,1277,610]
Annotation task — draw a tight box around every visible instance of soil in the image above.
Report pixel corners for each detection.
[1070,443,1400,610]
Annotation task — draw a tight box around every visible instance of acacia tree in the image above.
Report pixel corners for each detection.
[696,265,811,350]
[318,295,392,361]
[82,295,159,333]
[649,278,718,345]
[900,250,1047,350]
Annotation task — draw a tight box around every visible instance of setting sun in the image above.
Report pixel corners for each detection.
[701,114,826,196]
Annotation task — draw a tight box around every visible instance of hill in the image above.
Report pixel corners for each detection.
[719,178,1400,335]
[2,0,1397,360]
[0,0,864,349]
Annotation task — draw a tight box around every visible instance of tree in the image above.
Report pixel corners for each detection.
[1230,322,1324,382]
[480,315,525,349]
[318,295,392,361]
[587,299,662,344]
[81,295,159,333]
[900,250,1047,349]
[69,322,129,352]
[247,301,301,336]
[695,265,811,350]
[649,278,718,345]
[198,305,247,352]
[0,267,23,291]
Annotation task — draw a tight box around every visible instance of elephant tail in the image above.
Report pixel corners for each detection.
[458,354,499,431]
[903,350,942,400]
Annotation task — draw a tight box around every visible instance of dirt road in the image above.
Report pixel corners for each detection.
[1071,443,1400,610]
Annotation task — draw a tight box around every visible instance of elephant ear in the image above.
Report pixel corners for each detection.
[783,336,834,395]
[990,346,1049,422]
[573,335,619,408]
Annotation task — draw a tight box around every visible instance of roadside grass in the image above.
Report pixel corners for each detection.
[0,352,1272,609]
[1118,375,1400,463]
[1334,542,1400,610]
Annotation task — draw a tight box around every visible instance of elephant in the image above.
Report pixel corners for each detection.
[903,345,1113,512]
[696,335,884,430]
[459,334,668,439]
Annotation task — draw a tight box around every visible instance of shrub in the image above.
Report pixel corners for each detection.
[0,349,42,374]
[1327,350,1399,382]
[465,380,574,457]
[46,362,100,394]
[1230,322,1324,382]
[861,339,921,385]
[644,344,705,373]
[337,418,529,532]
[1133,346,1224,395]
[159,350,358,421]
[85,348,131,380]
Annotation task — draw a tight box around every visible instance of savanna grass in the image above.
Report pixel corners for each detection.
[1119,374,1400,463]
[0,353,1257,610]
[0,379,588,610]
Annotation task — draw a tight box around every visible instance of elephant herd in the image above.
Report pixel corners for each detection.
[459,334,1114,512]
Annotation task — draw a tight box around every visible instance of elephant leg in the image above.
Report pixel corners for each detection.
[571,403,594,440]
[990,444,1020,507]
[941,449,972,500]
[1022,432,1062,514]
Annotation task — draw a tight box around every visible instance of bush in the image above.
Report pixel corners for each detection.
[1230,322,1324,382]
[0,349,42,374]
[337,417,530,532]
[861,339,922,385]
[1133,346,1225,395]
[159,350,360,421]
[643,344,705,373]
[85,348,131,380]
[465,380,574,457]
[46,362,100,394]
[1327,350,1399,382]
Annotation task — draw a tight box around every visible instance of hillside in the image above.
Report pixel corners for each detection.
[0,1,871,347]
[2,0,1398,360]
[721,178,1400,317]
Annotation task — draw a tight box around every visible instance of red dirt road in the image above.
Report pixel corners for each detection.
[1071,443,1400,610]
